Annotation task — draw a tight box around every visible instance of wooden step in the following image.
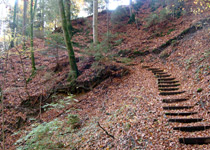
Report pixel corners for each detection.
[142,66,150,68]
[159,88,179,91]
[159,91,185,96]
[154,72,168,75]
[148,68,162,71]
[162,98,188,103]
[163,106,193,110]
[179,137,210,144]
[152,70,164,73]
[158,84,180,88]
[165,112,197,116]
[158,78,176,81]
[168,118,203,123]
[174,126,210,132]
[155,74,171,78]
[158,81,179,84]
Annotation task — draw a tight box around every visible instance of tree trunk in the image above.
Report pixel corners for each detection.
[58,0,79,79]
[23,0,28,50]
[106,0,109,47]
[93,0,98,44]
[30,0,38,72]
[129,0,132,17]
[64,0,73,38]
[41,0,45,33]
[10,0,18,48]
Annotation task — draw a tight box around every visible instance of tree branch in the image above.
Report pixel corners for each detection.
[97,122,115,139]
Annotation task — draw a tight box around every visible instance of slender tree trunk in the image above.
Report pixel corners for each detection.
[30,0,37,72]
[23,0,27,50]
[41,0,45,33]
[129,0,132,17]
[106,0,109,47]
[58,0,79,79]
[10,0,18,48]
[16,0,19,46]
[64,0,73,38]
[93,0,98,44]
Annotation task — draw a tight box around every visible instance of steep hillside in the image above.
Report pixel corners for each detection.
[2,0,210,149]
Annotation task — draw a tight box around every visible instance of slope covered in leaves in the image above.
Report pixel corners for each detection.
[2,0,210,149]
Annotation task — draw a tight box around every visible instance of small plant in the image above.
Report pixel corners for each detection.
[160,51,170,59]
[145,13,159,27]
[15,119,63,150]
[67,114,81,129]
[167,28,175,35]
[42,94,77,111]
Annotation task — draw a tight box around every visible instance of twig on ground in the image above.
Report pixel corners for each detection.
[97,122,115,139]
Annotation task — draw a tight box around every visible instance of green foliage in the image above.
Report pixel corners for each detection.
[167,28,175,35]
[197,88,203,92]
[133,0,144,11]
[87,40,109,61]
[128,13,136,24]
[42,94,77,111]
[145,13,159,27]
[15,119,63,150]
[146,0,185,27]
[111,6,129,24]
[45,33,65,48]
[67,114,80,129]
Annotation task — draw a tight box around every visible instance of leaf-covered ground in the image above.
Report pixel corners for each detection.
[1,0,210,149]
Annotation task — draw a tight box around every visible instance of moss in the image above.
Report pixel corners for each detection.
[197,88,203,93]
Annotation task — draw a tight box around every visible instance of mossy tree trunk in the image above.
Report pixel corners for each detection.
[10,0,18,48]
[30,0,37,72]
[22,0,28,50]
[93,0,98,44]
[64,0,73,38]
[58,0,79,79]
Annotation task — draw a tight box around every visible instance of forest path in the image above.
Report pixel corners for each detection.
[143,65,210,145]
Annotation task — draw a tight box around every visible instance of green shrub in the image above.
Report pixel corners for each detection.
[145,13,159,27]
[159,8,171,22]
[67,114,81,129]
[15,119,63,150]
[111,6,129,24]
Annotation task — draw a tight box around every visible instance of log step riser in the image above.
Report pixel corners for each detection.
[159,91,185,96]
[158,78,176,81]
[163,106,193,110]
[159,88,179,91]
[179,137,210,144]
[174,126,210,132]
[165,112,197,116]
[158,81,179,84]
[159,84,180,87]
[168,118,203,123]
[162,99,188,103]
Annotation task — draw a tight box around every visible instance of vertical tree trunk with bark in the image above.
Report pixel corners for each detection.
[106,0,109,47]
[22,0,28,50]
[93,0,98,44]
[30,0,38,72]
[41,0,45,33]
[58,0,79,79]
[129,0,132,17]
[64,0,73,38]
[10,0,18,48]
